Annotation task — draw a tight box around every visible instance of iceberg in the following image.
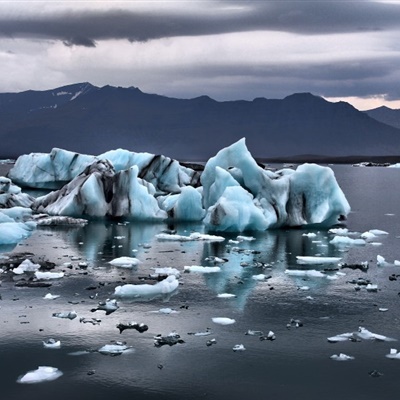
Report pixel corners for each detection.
[330,353,354,361]
[108,257,141,268]
[8,139,350,232]
[8,147,200,192]
[212,317,236,325]
[0,177,35,208]
[17,366,63,384]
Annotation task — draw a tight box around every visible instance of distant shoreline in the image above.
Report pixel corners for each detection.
[257,155,400,164]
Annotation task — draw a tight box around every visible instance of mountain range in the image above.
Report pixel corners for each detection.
[1,82,400,162]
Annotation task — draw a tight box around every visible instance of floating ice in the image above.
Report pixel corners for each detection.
[98,342,133,355]
[386,348,400,360]
[370,229,388,235]
[14,139,349,231]
[43,338,61,349]
[91,299,119,315]
[285,269,326,278]
[377,255,388,266]
[361,231,376,240]
[328,228,349,235]
[0,219,36,245]
[217,293,236,298]
[154,332,184,347]
[252,274,268,280]
[17,366,63,384]
[116,322,148,334]
[13,259,40,275]
[212,317,236,325]
[153,307,179,314]
[302,232,317,238]
[150,267,181,278]
[232,344,246,351]
[43,293,60,300]
[114,275,179,298]
[236,235,255,241]
[204,256,228,264]
[328,327,396,343]
[108,257,141,268]
[329,236,366,247]
[52,311,77,320]
[296,256,342,265]
[330,353,354,361]
[155,232,225,242]
[184,265,221,273]
[35,271,64,280]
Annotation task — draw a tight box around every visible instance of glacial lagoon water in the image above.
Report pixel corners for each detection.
[2,164,400,399]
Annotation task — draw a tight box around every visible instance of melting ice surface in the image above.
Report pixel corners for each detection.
[17,366,63,384]
[6,138,350,233]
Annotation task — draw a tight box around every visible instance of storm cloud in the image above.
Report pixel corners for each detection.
[1,0,400,109]
[1,1,400,46]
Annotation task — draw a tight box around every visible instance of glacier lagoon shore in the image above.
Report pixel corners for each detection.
[1,165,400,399]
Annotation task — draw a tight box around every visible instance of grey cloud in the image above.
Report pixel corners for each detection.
[1,1,400,46]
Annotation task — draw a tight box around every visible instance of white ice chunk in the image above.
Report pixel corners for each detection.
[328,228,349,235]
[43,293,60,300]
[232,344,246,351]
[285,269,326,277]
[212,317,236,325]
[108,257,141,268]
[13,259,41,275]
[98,343,132,355]
[184,265,221,273]
[357,326,396,341]
[386,348,400,359]
[43,339,61,349]
[236,235,256,241]
[35,271,64,280]
[369,229,389,235]
[155,232,225,242]
[151,267,181,278]
[302,232,317,237]
[329,236,366,247]
[296,256,342,264]
[114,275,179,298]
[0,221,36,245]
[217,293,236,298]
[361,231,376,240]
[377,255,388,266]
[330,353,354,361]
[252,274,267,280]
[17,366,63,384]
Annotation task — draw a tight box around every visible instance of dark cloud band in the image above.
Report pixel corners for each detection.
[1,1,400,46]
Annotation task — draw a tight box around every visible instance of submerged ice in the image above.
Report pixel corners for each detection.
[6,138,350,233]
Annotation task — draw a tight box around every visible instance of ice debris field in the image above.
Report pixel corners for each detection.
[2,138,400,392]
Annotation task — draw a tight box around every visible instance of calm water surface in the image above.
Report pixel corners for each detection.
[1,165,400,400]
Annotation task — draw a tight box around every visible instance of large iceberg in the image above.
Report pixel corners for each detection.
[8,147,200,192]
[10,138,350,232]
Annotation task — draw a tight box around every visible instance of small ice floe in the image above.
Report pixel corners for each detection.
[385,348,400,360]
[108,257,141,268]
[151,307,180,314]
[184,265,221,273]
[91,299,119,315]
[285,269,325,278]
[35,271,64,280]
[339,261,369,272]
[377,255,389,266]
[17,366,63,384]
[302,232,317,238]
[80,317,101,325]
[217,293,236,299]
[236,235,255,242]
[232,344,246,352]
[13,259,41,275]
[379,308,389,312]
[298,286,310,291]
[116,322,148,334]
[154,332,184,347]
[245,330,264,336]
[252,274,268,281]
[43,293,60,300]
[155,232,225,242]
[328,327,396,343]
[329,228,349,235]
[212,317,236,325]
[114,275,179,298]
[329,236,366,247]
[370,229,389,236]
[287,319,303,328]
[296,256,342,265]
[330,353,354,361]
[366,284,378,292]
[98,342,133,355]
[260,331,276,341]
[43,338,61,349]
[206,339,217,346]
[150,267,181,278]
[188,329,212,337]
[205,256,228,264]
[52,311,77,320]
[361,231,376,240]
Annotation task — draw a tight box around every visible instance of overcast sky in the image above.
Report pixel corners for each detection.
[1,0,400,110]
